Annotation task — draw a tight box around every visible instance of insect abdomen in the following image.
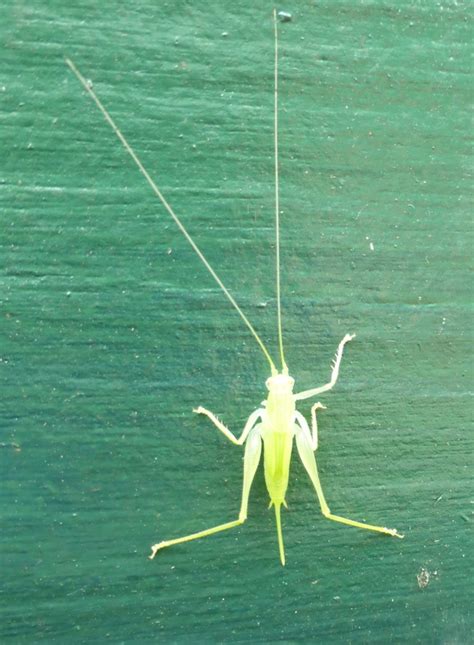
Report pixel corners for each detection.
[262,431,294,504]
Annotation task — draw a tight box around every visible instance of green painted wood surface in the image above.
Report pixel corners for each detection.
[2,1,472,643]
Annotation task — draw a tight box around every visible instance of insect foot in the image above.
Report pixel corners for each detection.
[149,542,167,559]
[386,528,405,539]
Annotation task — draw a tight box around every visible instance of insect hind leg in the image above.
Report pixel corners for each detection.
[149,426,262,559]
[294,425,403,539]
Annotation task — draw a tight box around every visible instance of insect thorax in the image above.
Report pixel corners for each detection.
[264,372,296,433]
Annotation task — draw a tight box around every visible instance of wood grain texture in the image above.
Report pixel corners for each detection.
[2,1,472,643]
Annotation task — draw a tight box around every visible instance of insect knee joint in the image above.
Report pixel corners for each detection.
[321,505,331,518]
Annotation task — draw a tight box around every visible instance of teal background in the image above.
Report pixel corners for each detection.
[2,1,472,643]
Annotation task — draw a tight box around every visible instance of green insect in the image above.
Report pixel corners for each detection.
[66,10,403,565]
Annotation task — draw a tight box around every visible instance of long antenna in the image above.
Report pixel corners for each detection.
[273,10,287,373]
[65,57,277,375]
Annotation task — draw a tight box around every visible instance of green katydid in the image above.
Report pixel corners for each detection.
[66,9,403,566]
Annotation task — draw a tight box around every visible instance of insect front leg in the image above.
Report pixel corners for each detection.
[294,333,355,401]
[293,419,403,539]
[193,406,264,445]
[149,425,263,559]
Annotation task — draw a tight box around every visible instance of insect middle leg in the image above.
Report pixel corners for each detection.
[294,402,326,451]
[294,417,403,539]
[294,333,355,401]
[149,426,262,559]
[193,406,264,445]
